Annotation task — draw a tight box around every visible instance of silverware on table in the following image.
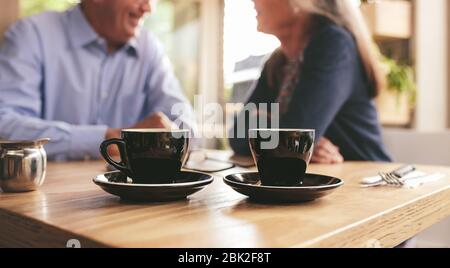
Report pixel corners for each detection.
[361,164,416,187]
[378,164,416,186]
[363,173,443,188]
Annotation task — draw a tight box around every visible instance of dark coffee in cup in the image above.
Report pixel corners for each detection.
[100,129,190,184]
[249,129,315,186]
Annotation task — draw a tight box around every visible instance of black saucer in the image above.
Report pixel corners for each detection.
[224,172,343,203]
[93,171,213,202]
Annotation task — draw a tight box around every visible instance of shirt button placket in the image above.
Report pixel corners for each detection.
[97,53,109,124]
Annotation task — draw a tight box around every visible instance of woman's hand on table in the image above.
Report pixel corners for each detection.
[311,137,344,164]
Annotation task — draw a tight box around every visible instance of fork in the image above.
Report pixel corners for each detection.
[378,165,416,186]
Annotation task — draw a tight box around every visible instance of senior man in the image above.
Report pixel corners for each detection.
[0,0,195,160]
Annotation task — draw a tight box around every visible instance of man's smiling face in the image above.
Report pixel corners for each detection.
[93,0,154,44]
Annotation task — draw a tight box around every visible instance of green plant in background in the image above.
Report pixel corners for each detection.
[382,56,417,106]
[20,0,78,17]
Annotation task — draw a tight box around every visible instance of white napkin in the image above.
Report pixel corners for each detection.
[402,173,446,188]
[361,171,445,188]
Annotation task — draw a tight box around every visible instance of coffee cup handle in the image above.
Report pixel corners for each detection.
[100,139,132,176]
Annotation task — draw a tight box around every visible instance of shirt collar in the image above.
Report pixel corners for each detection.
[68,5,140,57]
[124,36,139,57]
[68,6,98,49]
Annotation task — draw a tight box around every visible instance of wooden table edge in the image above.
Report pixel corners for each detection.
[295,186,450,248]
[0,208,108,248]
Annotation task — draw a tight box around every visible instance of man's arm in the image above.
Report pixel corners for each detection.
[0,19,108,160]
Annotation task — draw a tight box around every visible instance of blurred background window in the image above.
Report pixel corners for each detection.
[20,0,77,17]
[223,0,279,104]
[145,0,201,103]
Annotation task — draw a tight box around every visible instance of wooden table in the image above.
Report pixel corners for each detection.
[1,153,450,248]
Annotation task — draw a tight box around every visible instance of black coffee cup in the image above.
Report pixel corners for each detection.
[100,129,190,184]
[249,129,315,186]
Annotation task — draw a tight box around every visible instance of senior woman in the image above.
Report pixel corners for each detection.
[228,0,391,163]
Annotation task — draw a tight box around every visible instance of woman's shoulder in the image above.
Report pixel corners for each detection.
[317,23,353,39]
[303,22,359,68]
[308,23,357,55]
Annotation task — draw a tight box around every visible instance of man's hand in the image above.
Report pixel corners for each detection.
[132,112,177,129]
[104,128,122,157]
[311,137,344,164]
[103,112,176,158]
[105,128,121,140]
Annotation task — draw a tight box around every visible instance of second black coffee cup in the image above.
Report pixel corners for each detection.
[249,129,315,186]
[100,129,190,184]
